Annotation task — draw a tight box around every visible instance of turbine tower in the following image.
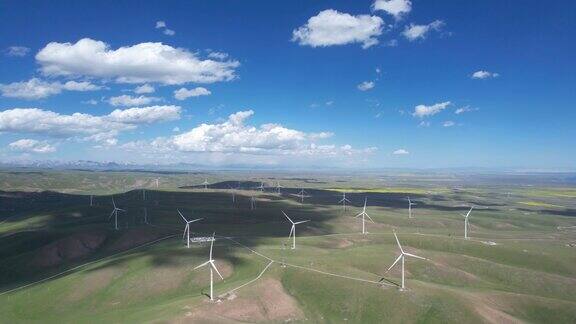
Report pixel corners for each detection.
[282,211,309,249]
[202,178,209,189]
[142,189,146,201]
[354,197,374,234]
[143,207,149,224]
[462,206,474,239]
[338,192,350,211]
[90,195,93,207]
[386,231,427,290]
[109,197,125,230]
[155,178,159,188]
[194,233,224,301]
[250,196,256,210]
[228,185,236,203]
[257,182,265,192]
[407,197,415,218]
[275,181,283,194]
[178,209,203,248]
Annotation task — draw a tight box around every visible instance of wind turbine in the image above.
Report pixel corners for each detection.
[256,182,265,192]
[461,206,474,239]
[143,207,149,224]
[90,195,93,207]
[202,178,209,189]
[275,181,283,194]
[407,197,415,218]
[282,211,310,249]
[228,185,236,203]
[142,189,146,201]
[178,209,203,248]
[194,233,224,301]
[155,178,159,188]
[354,198,374,234]
[386,231,428,290]
[338,192,351,211]
[250,196,256,210]
[109,197,125,230]
[297,188,307,204]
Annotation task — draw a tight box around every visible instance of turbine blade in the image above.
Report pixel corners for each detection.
[404,252,427,260]
[386,255,403,272]
[294,220,310,225]
[365,213,375,223]
[282,211,294,224]
[177,209,188,222]
[210,232,215,260]
[194,261,210,270]
[189,218,203,223]
[182,224,188,239]
[393,231,404,253]
[211,261,224,280]
[354,212,363,218]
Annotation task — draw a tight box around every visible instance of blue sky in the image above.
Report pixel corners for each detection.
[0,0,574,169]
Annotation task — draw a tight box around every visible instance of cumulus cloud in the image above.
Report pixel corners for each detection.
[155,20,175,36]
[163,29,175,36]
[108,105,181,124]
[108,95,160,107]
[443,120,455,127]
[174,87,211,100]
[134,84,155,94]
[120,110,373,158]
[471,70,499,79]
[6,46,30,57]
[413,101,451,118]
[292,9,384,49]
[392,148,409,155]
[357,81,375,91]
[372,0,412,20]
[0,105,180,143]
[9,139,56,153]
[207,51,229,60]
[402,20,445,41]
[35,38,239,84]
[155,21,166,29]
[0,78,102,100]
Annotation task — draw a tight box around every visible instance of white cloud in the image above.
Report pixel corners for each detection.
[443,120,455,127]
[455,105,478,114]
[134,84,155,94]
[155,21,166,29]
[357,81,375,91]
[108,94,160,107]
[163,29,175,36]
[172,126,180,132]
[418,121,430,127]
[9,139,56,153]
[120,110,373,159]
[108,105,181,124]
[392,148,409,155]
[402,20,445,41]
[0,78,102,100]
[372,0,412,20]
[471,70,499,79]
[292,9,384,49]
[412,101,451,118]
[207,51,229,60]
[36,38,240,84]
[174,87,211,100]
[6,46,30,57]
[0,106,180,143]
[82,99,99,105]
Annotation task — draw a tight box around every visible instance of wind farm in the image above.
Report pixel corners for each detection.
[0,170,575,323]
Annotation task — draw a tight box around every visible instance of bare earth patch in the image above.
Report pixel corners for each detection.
[67,266,125,301]
[31,231,107,268]
[174,278,303,323]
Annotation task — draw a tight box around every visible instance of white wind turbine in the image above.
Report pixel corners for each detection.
[178,209,203,248]
[257,182,265,192]
[155,178,159,188]
[462,206,474,239]
[338,192,351,211]
[297,188,307,204]
[250,196,256,210]
[354,198,374,234]
[142,189,146,201]
[282,211,310,249]
[194,233,224,301]
[275,181,283,194]
[109,197,125,230]
[386,231,428,290]
[90,195,94,207]
[202,178,209,189]
[228,185,236,203]
[407,197,415,218]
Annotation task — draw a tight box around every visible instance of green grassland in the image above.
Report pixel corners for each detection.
[0,169,575,323]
